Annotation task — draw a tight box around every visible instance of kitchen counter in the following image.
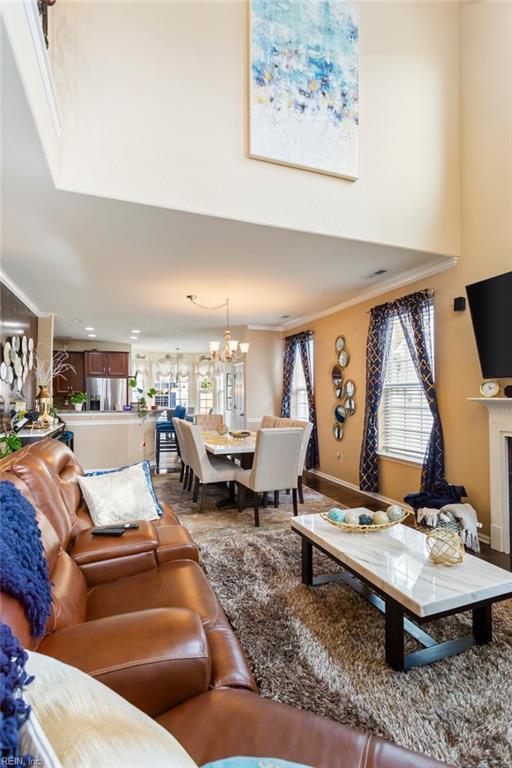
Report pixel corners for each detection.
[58,410,159,470]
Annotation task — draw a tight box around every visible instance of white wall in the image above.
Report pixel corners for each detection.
[50,1,460,255]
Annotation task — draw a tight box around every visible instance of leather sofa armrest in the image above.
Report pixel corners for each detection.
[70,522,158,565]
[37,608,211,717]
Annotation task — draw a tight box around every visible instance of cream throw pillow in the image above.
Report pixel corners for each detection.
[77,463,160,526]
[21,652,198,768]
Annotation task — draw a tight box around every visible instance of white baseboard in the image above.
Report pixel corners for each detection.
[308,469,491,546]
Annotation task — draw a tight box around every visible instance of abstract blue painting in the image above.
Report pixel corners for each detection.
[250,1,359,180]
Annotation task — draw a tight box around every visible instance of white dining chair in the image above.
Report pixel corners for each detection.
[182,422,237,512]
[196,413,224,431]
[235,428,303,527]
[258,416,312,504]
[172,418,192,490]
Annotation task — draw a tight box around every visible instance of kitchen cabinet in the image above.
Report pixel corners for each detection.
[53,352,85,394]
[107,352,129,377]
[85,351,107,376]
[85,351,129,378]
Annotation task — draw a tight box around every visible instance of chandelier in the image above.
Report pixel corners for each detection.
[157,348,188,381]
[186,296,249,365]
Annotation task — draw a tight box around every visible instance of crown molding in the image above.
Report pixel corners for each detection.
[0,269,45,316]
[23,0,62,136]
[280,257,459,331]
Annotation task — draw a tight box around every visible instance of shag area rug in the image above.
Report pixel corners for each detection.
[154,473,512,768]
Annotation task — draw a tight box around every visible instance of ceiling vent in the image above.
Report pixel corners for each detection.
[363,268,388,279]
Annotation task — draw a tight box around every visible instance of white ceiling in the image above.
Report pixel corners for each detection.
[1,30,452,353]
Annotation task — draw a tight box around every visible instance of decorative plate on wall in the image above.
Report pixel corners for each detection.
[345,397,356,416]
[333,424,344,440]
[335,336,345,353]
[338,350,349,367]
[331,364,343,387]
[0,362,6,381]
[334,404,347,423]
[345,380,355,397]
[22,336,27,354]
[335,384,344,400]
[28,337,34,352]
[3,341,11,366]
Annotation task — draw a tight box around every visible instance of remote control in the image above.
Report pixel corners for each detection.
[91,528,126,537]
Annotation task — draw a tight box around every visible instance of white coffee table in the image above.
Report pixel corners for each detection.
[291,511,512,672]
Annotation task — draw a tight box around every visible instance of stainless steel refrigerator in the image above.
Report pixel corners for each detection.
[85,378,128,412]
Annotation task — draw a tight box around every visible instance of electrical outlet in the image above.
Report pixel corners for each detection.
[336,451,344,463]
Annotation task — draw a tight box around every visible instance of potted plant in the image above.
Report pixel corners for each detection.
[69,392,87,412]
[0,432,22,459]
[129,379,157,419]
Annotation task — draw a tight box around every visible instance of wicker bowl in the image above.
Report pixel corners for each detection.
[229,430,251,440]
[320,510,410,533]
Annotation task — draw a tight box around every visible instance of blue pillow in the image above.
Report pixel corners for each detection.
[174,405,187,419]
[202,760,313,768]
[86,460,163,517]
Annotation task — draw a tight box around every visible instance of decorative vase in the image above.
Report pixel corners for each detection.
[74,403,83,412]
[36,385,52,428]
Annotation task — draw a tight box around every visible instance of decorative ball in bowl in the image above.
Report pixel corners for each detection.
[229,430,251,440]
[217,424,229,436]
[321,505,409,533]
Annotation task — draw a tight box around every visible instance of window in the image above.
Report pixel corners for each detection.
[175,380,189,408]
[290,339,313,421]
[153,378,189,409]
[198,377,214,414]
[378,309,434,463]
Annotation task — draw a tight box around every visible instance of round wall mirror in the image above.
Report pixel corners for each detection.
[335,336,345,353]
[333,424,344,440]
[345,380,355,397]
[335,384,344,400]
[338,350,349,367]
[345,398,356,416]
[334,405,346,423]
[331,364,343,387]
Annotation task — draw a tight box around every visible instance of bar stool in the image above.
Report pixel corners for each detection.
[58,431,74,452]
[155,419,177,473]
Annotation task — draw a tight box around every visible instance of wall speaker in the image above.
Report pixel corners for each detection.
[453,297,466,312]
[504,385,512,398]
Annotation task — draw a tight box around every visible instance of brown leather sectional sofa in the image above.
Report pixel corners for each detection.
[0,438,445,768]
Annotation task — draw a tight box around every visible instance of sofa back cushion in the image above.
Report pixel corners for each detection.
[0,468,87,647]
[10,453,74,548]
[29,440,84,528]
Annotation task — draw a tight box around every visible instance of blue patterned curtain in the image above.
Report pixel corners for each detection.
[280,335,297,418]
[359,307,393,492]
[359,289,444,493]
[281,330,319,469]
[395,291,445,491]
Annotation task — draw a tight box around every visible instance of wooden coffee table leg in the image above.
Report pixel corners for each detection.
[385,597,405,671]
[473,603,492,644]
[301,538,313,586]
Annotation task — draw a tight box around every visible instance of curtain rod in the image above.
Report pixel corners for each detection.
[365,288,434,314]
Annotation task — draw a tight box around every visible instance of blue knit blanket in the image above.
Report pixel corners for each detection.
[0,482,52,639]
[0,622,33,759]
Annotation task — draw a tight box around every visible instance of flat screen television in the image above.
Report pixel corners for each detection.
[466,271,512,378]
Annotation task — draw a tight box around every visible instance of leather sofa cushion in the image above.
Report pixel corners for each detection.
[158,689,447,768]
[86,560,221,628]
[37,608,211,717]
[71,522,159,565]
[155,525,200,564]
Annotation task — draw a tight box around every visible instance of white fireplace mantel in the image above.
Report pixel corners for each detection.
[469,397,512,553]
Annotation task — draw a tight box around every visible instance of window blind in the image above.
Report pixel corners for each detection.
[378,312,434,462]
[290,340,313,421]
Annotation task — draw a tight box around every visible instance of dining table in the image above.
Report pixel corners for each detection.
[202,430,257,508]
